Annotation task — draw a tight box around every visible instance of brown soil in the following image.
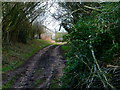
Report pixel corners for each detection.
[2,45,65,88]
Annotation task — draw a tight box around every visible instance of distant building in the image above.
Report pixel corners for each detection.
[41,33,52,41]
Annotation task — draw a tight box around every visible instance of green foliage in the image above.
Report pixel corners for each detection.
[61,44,71,53]
[2,76,16,88]
[2,39,51,73]
[62,2,120,88]
[55,32,67,42]
[50,77,60,88]
[2,2,46,43]
[32,79,43,87]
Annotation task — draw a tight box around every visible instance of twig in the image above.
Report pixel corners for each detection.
[89,44,115,89]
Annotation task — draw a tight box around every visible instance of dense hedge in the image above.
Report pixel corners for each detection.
[62,2,120,89]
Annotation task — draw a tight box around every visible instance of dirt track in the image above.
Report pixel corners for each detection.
[2,45,65,88]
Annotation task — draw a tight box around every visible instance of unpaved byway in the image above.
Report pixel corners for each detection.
[2,45,65,88]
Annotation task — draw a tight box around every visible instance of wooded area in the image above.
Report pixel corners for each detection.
[2,2,47,43]
[59,2,120,89]
[2,1,120,89]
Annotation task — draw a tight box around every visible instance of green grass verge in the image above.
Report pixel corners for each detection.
[2,76,16,88]
[2,39,52,73]
[50,77,60,88]
[61,44,71,53]
[32,79,43,87]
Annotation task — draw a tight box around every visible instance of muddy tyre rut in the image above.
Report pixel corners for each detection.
[2,45,65,88]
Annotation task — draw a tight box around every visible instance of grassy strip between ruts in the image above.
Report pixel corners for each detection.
[2,39,52,73]
[2,76,17,88]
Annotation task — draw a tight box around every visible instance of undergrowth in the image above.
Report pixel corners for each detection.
[61,3,120,89]
[2,39,52,73]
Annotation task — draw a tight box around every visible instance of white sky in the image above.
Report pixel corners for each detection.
[43,2,67,33]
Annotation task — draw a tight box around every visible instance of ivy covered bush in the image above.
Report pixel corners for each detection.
[62,2,120,89]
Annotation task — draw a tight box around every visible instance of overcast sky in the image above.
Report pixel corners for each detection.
[43,2,67,33]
